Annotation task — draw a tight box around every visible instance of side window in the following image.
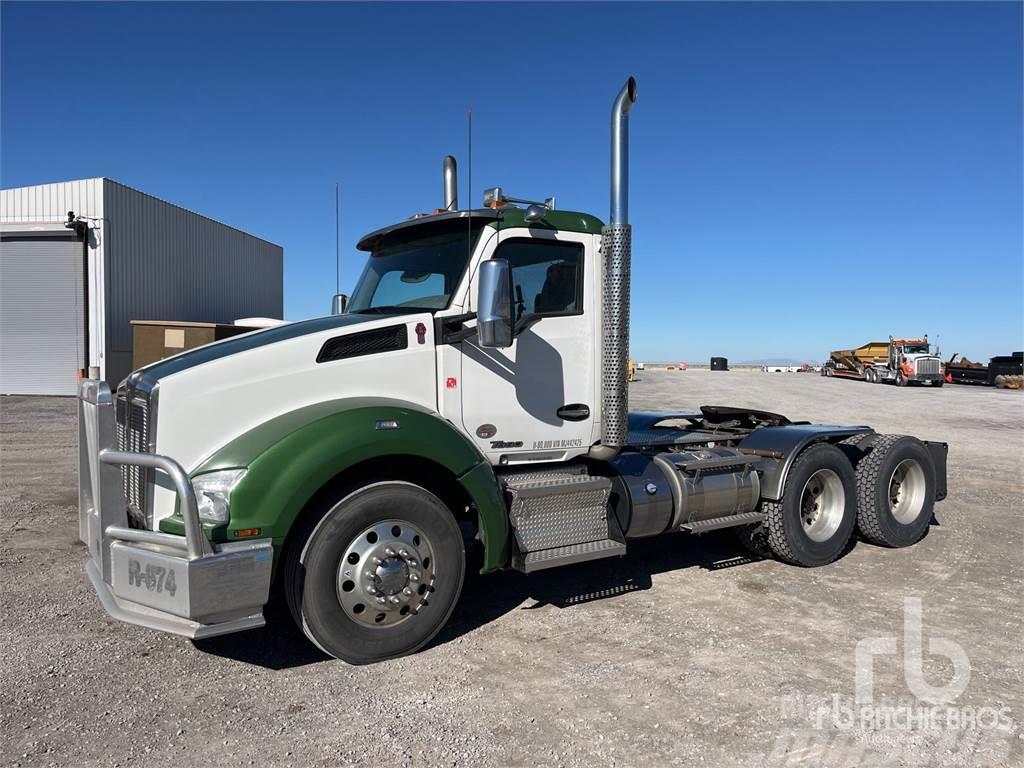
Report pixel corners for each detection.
[495,239,583,322]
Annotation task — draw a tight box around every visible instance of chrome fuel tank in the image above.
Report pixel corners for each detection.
[609,449,761,537]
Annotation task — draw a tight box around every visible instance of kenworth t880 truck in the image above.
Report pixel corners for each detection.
[78,78,948,664]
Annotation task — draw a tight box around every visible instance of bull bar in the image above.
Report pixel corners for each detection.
[78,379,272,639]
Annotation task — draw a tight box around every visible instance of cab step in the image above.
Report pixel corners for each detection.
[519,539,627,573]
[680,510,765,534]
[502,469,625,573]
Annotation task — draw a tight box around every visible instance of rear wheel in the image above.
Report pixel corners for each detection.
[849,435,934,547]
[284,482,465,664]
[763,443,858,566]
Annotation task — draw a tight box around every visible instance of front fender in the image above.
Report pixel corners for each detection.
[161,397,511,572]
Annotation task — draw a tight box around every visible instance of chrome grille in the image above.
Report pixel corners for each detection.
[116,386,152,527]
[916,358,941,375]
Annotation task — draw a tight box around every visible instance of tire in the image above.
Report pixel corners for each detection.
[847,434,935,547]
[897,371,907,387]
[933,381,944,388]
[763,443,858,566]
[284,481,465,664]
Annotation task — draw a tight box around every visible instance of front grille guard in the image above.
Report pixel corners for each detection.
[79,380,212,580]
[79,379,272,639]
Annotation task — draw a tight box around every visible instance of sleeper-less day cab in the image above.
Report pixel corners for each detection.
[78,78,948,663]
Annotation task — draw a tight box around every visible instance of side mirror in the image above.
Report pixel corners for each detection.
[477,259,513,348]
[331,294,349,315]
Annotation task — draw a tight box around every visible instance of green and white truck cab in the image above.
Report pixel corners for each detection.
[78,78,948,663]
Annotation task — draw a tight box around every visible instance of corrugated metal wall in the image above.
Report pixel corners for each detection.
[0,178,283,387]
[103,181,283,375]
[0,178,104,223]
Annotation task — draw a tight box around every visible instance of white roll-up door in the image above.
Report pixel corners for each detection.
[0,236,86,395]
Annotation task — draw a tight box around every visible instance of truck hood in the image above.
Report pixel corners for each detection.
[134,312,388,385]
[144,310,440,528]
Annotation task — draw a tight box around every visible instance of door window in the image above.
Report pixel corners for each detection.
[495,239,583,324]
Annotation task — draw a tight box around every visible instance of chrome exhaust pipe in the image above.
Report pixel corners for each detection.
[443,155,458,211]
[610,76,637,226]
[591,77,637,461]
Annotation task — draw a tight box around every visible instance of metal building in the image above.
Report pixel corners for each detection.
[0,178,283,394]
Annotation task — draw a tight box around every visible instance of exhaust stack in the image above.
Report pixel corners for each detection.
[591,77,637,461]
[443,155,458,211]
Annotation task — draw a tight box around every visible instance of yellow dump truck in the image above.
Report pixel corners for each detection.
[822,336,944,387]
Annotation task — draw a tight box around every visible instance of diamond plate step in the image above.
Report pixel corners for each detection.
[502,469,624,573]
[680,510,765,533]
[518,539,627,573]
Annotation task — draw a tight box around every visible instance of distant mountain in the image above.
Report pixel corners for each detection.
[739,358,811,366]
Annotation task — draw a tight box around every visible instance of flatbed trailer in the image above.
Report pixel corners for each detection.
[945,352,1023,388]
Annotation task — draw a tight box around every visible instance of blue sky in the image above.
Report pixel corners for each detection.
[3,1,1021,361]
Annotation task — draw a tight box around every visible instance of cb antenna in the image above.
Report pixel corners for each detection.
[335,182,340,294]
[467,108,473,261]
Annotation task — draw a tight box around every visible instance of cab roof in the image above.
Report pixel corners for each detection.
[356,207,605,252]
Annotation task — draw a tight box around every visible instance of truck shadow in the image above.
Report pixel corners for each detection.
[192,530,759,670]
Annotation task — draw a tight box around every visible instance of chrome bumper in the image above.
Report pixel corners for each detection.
[78,379,272,639]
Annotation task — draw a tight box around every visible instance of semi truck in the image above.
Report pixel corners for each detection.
[77,78,948,664]
[822,337,944,386]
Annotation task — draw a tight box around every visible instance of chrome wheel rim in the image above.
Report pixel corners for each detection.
[889,459,927,524]
[336,519,436,628]
[800,468,845,542]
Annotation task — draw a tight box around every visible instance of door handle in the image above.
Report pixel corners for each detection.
[557,404,590,422]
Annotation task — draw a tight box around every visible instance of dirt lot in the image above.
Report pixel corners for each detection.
[1,370,1021,767]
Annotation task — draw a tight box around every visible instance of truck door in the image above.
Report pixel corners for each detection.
[459,228,600,465]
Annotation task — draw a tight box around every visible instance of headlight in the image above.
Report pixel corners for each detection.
[190,469,247,524]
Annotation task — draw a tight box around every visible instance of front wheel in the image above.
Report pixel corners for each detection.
[284,482,465,664]
[762,443,858,566]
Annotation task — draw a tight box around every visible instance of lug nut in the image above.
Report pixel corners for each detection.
[407,559,418,567]
[403,587,414,596]
[399,549,409,558]
[376,597,386,604]
[384,547,396,557]
[389,596,400,605]
[371,556,382,565]
[409,573,419,582]
[366,586,377,595]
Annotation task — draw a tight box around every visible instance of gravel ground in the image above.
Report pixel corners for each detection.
[1,370,1021,767]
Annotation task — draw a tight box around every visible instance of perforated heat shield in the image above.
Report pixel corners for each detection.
[600,223,631,450]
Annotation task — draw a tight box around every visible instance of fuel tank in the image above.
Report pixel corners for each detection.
[607,449,761,538]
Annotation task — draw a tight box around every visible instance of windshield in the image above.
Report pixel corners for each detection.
[349,221,483,314]
[902,344,931,355]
